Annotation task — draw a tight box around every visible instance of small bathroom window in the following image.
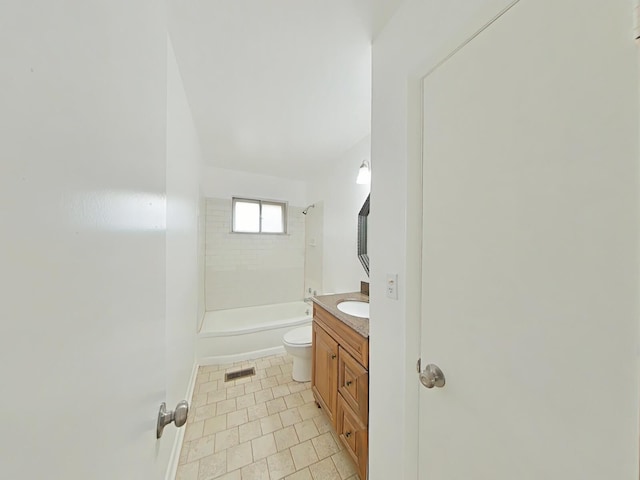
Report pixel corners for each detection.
[232,197,287,234]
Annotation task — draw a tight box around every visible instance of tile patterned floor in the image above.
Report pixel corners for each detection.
[176,353,360,480]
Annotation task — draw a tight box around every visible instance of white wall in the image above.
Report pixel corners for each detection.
[370,1,638,479]
[202,166,308,207]
[204,198,305,310]
[0,1,172,478]
[307,135,371,294]
[165,33,203,455]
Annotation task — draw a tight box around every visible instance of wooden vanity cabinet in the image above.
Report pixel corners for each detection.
[311,322,338,424]
[311,304,369,480]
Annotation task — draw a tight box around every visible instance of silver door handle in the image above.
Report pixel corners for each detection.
[419,364,446,389]
[156,400,189,438]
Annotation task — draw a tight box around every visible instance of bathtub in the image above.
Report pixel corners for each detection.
[197,301,312,364]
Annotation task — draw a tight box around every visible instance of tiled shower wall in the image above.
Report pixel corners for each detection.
[205,198,305,311]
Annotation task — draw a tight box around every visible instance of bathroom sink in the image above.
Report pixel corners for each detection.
[337,301,369,318]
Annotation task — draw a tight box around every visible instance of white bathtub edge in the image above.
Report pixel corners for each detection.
[198,315,311,337]
[165,361,199,480]
[199,346,286,366]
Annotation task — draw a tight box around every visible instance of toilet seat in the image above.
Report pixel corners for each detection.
[283,325,312,346]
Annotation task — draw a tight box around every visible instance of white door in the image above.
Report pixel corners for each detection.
[1,2,171,478]
[420,1,638,478]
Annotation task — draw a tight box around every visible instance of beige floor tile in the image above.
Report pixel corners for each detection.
[294,419,319,443]
[244,381,263,394]
[204,415,228,436]
[217,398,237,415]
[198,451,227,480]
[270,356,285,366]
[216,470,241,480]
[255,388,275,404]
[276,374,292,386]
[247,403,269,421]
[182,354,353,480]
[288,382,310,394]
[273,426,299,452]
[312,414,332,435]
[283,393,305,409]
[290,440,319,470]
[215,427,240,453]
[202,366,217,376]
[226,442,254,472]
[176,460,199,480]
[266,397,287,415]
[272,385,291,399]
[311,432,340,460]
[227,408,248,428]
[187,435,216,463]
[179,441,191,465]
[300,390,314,404]
[208,389,227,404]
[194,404,217,423]
[240,458,270,480]
[260,377,279,389]
[266,449,296,480]
[193,393,209,408]
[329,432,341,450]
[266,365,283,377]
[251,433,277,461]
[236,393,256,409]
[260,413,283,435]
[239,420,263,444]
[185,420,205,442]
[226,384,246,399]
[199,381,220,395]
[308,458,341,480]
[298,403,322,421]
[284,468,312,480]
[256,359,272,369]
[279,407,302,427]
[330,451,357,479]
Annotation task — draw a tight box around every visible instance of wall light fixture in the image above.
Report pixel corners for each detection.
[356,159,371,185]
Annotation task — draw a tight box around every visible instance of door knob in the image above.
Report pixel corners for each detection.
[419,364,445,389]
[156,400,189,438]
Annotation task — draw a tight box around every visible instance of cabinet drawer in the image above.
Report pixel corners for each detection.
[314,304,369,368]
[338,347,368,425]
[336,395,368,480]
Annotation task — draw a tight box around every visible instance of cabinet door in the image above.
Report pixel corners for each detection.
[311,321,338,425]
[338,346,368,425]
[336,395,368,480]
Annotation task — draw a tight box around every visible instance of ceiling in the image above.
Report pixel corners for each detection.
[169,0,404,180]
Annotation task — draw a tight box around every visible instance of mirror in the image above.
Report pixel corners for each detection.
[357,194,370,276]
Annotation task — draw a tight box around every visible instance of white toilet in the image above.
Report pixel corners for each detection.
[282,325,313,382]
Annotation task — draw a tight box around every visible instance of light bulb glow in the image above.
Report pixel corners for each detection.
[356,160,371,185]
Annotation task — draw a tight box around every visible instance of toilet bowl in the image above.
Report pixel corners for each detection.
[282,325,313,382]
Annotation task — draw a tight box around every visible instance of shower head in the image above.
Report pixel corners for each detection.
[302,204,315,215]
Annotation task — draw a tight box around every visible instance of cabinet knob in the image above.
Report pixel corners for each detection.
[331,354,337,359]
[346,380,353,387]
[345,431,352,438]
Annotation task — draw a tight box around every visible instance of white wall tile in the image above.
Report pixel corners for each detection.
[205,197,305,310]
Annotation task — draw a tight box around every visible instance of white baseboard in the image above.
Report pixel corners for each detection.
[165,361,199,480]
[199,345,285,366]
